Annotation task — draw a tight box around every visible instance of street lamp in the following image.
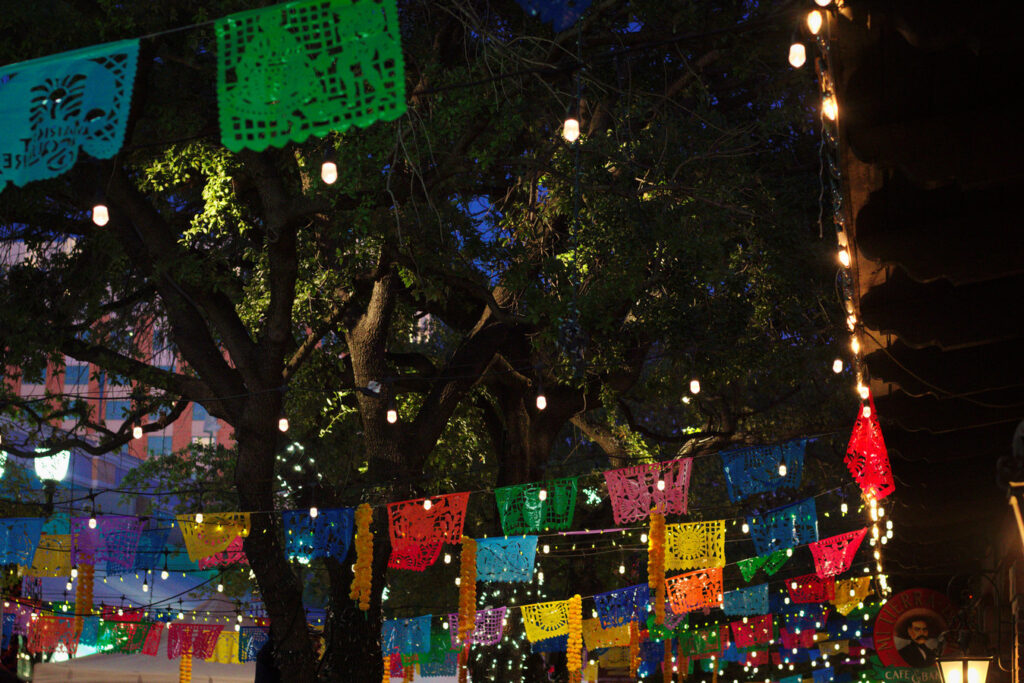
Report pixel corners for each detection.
[34,447,71,516]
[936,656,992,683]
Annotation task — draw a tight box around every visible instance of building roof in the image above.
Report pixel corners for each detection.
[832,0,1024,584]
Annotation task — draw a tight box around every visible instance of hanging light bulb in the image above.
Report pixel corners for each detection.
[562,117,580,142]
[423,498,433,511]
[741,522,749,534]
[88,515,97,529]
[320,158,338,185]
[822,95,838,121]
[443,553,451,564]
[814,0,831,6]
[850,336,860,354]
[177,611,185,620]
[66,581,73,591]
[217,582,224,593]
[535,391,547,411]
[858,384,870,400]
[92,203,109,227]
[806,10,823,35]
[71,567,78,579]
[832,358,843,374]
[132,425,143,440]
[863,404,872,418]
[542,544,550,554]
[142,580,149,593]
[278,416,289,432]
[195,512,204,524]
[656,478,666,491]
[618,564,625,574]
[838,248,851,267]
[309,506,318,519]
[689,379,700,395]
[778,461,788,477]
[788,42,807,68]
[161,569,169,581]
[538,488,548,502]
[840,502,848,515]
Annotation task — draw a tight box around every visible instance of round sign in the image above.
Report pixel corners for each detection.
[874,588,956,668]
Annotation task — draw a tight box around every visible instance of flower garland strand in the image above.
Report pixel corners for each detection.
[382,655,390,683]
[567,593,582,674]
[178,653,192,683]
[349,503,374,611]
[403,658,415,682]
[629,620,640,678]
[648,511,666,625]
[457,536,477,642]
[458,644,470,683]
[73,563,94,636]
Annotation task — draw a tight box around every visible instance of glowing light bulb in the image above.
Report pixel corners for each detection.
[195,512,204,524]
[66,581,73,591]
[741,522,749,534]
[656,479,666,491]
[538,489,548,502]
[309,506,318,518]
[838,249,851,267]
[815,0,831,6]
[455,577,461,586]
[542,544,550,554]
[142,581,149,593]
[778,462,787,477]
[858,384,870,400]
[132,425,143,440]
[177,612,184,620]
[832,358,843,373]
[71,567,78,579]
[822,95,838,121]
[217,583,224,593]
[320,161,338,185]
[689,379,700,395]
[92,204,109,226]
[618,564,625,574]
[788,42,807,68]
[278,416,289,432]
[423,499,432,511]
[840,502,848,515]
[161,569,169,580]
[640,533,648,543]
[386,408,398,424]
[807,10,823,35]
[562,118,580,142]
[535,393,547,410]
[88,516,97,529]
[850,336,860,354]
[443,553,451,564]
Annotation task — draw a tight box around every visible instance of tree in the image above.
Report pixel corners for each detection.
[1,1,846,680]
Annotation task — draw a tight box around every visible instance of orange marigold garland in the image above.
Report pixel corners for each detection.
[73,563,95,636]
[457,644,470,683]
[403,659,414,682]
[629,620,640,677]
[382,655,390,683]
[648,511,666,625]
[349,503,374,610]
[457,536,477,642]
[178,653,192,683]
[567,594,582,673]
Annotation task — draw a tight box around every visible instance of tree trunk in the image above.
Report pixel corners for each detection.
[319,534,390,681]
[236,396,319,682]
